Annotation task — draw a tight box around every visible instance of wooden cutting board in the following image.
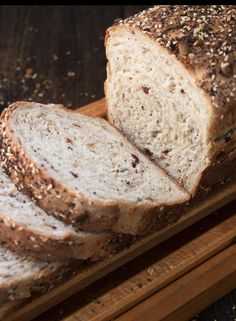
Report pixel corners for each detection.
[4,99,236,321]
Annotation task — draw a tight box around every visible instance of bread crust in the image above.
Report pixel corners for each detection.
[0,101,189,236]
[105,5,236,196]
[0,212,124,261]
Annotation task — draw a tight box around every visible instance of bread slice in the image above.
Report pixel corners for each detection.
[0,242,77,303]
[0,101,189,235]
[105,5,236,196]
[0,168,128,261]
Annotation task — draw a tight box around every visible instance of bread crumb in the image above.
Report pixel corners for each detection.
[147,267,154,275]
[25,68,33,79]
[67,71,76,77]
[52,54,58,61]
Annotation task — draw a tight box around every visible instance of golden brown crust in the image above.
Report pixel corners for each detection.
[106,5,236,196]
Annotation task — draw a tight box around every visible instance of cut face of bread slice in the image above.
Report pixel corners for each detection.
[0,168,126,261]
[105,27,212,195]
[0,102,189,235]
[0,242,70,302]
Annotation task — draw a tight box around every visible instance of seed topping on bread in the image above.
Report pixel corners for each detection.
[115,5,236,110]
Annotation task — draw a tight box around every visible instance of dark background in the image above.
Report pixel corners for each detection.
[0,5,151,111]
[0,5,235,321]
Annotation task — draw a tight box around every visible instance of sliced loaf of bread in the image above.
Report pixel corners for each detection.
[0,168,129,261]
[0,101,189,235]
[105,5,236,196]
[0,242,76,302]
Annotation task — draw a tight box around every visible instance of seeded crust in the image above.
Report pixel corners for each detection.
[0,212,129,261]
[105,5,236,195]
[0,101,189,236]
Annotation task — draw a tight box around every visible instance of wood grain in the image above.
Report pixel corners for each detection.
[116,245,236,321]
[0,301,25,320]
[59,214,236,321]
[0,6,148,112]
[78,98,107,117]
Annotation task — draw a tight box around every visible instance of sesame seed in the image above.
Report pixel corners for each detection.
[47,184,53,191]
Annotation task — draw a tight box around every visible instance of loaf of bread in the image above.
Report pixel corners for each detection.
[0,101,189,236]
[105,5,236,196]
[0,168,129,261]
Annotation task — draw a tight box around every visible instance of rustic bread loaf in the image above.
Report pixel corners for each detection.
[0,168,127,261]
[0,242,75,302]
[105,5,236,196]
[0,101,189,235]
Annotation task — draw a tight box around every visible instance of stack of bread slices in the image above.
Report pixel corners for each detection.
[0,5,235,318]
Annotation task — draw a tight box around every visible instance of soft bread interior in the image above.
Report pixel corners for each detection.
[10,103,187,205]
[106,28,211,193]
[0,244,59,290]
[0,169,111,243]
[0,170,79,237]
